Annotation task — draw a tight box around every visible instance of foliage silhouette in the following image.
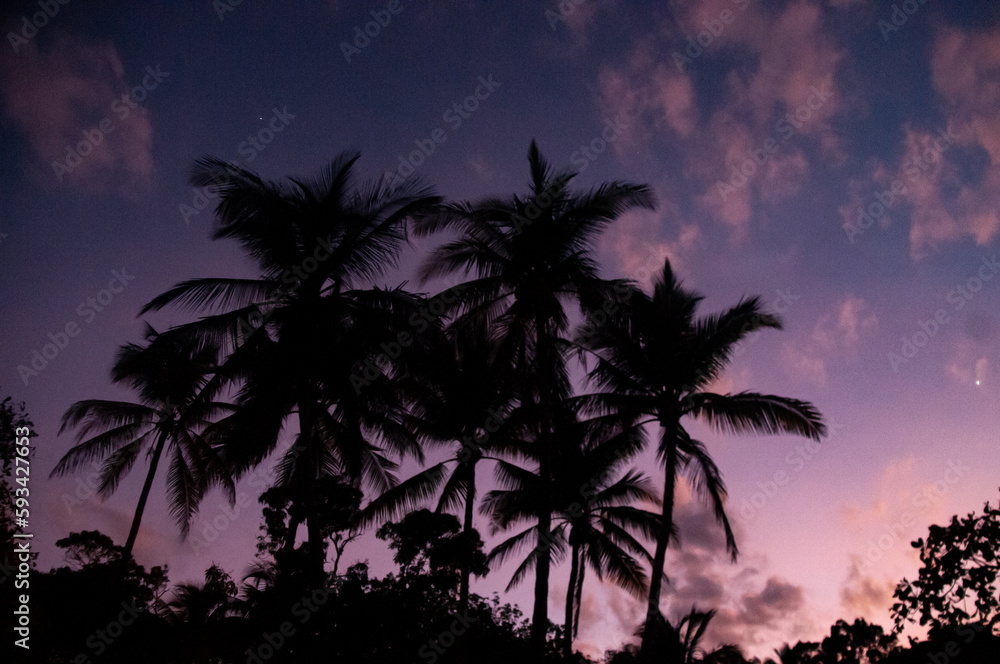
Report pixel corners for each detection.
[51,326,235,564]
[481,408,660,659]
[892,492,1000,632]
[577,258,826,661]
[140,153,441,579]
[414,139,656,651]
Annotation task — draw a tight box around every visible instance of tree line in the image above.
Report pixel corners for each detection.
[6,142,995,662]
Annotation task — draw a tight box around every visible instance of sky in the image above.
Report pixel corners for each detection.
[1,0,999,659]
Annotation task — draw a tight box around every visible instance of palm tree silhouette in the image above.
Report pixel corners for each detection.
[51,325,234,565]
[482,410,661,659]
[162,565,246,663]
[414,139,656,650]
[579,259,826,662]
[360,320,516,626]
[141,154,440,578]
[634,606,717,663]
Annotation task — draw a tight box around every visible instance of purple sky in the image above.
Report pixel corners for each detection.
[2,1,1000,659]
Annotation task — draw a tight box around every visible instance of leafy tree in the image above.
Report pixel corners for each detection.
[415,139,656,651]
[0,393,32,565]
[819,618,897,663]
[54,529,122,569]
[769,641,821,664]
[579,259,826,662]
[257,474,362,570]
[703,644,755,663]
[26,530,171,663]
[892,495,1000,632]
[51,326,234,564]
[377,508,488,592]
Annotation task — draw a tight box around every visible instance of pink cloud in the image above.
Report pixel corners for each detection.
[651,64,697,138]
[782,342,827,385]
[0,33,156,195]
[602,205,702,286]
[812,294,878,350]
[839,557,897,622]
[903,23,1000,257]
[592,0,848,241]
[760,149,811,204]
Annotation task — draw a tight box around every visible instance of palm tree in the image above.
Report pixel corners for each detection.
[359,321,515,619]
[770,641,822,664]
[579,259,826,663]
[414,140,656,650]
[140,153,441,578]
[51,325,234,564]
[635,606,717,664]
[482,411,661,659]
[162,565,247,663]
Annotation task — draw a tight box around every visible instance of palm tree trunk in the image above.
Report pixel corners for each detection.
[531,317,555,653]
[457,461,476,664]
[122,429,168,565]
[563,542,581,659]
[298,398,326,582]
[574,555,584,642]
[639,429,679,664]
[460,461,475,611]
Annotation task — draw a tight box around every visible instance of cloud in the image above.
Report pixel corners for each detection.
[840,20,1000,259]
[602,205,702,286]
[782,294,876,384]
[894,22,1000,258]
[546,0,600,50]
[783,342,827,384]
[595,0,847,240]
[944,341,990,387]
[840,556,897,621]
[813,294,878,350]
[742,577,806,627]
[465,153,497,182]
[0,33,156,195]
[760,150,811,204]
